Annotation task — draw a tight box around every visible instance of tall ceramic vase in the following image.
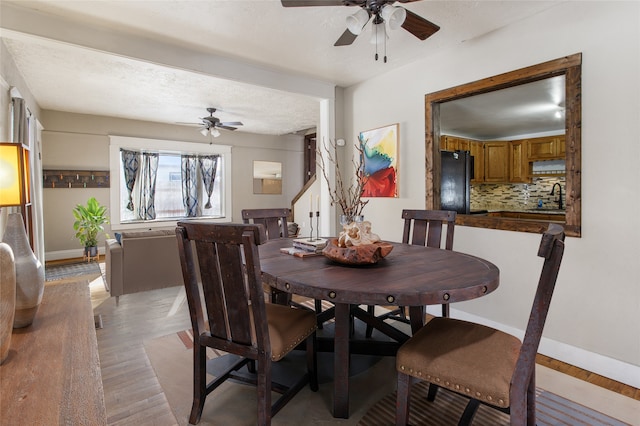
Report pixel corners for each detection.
[0,242,16,363]
[2,213,45,328]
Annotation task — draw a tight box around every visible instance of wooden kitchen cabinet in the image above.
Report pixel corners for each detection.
[441,135,466,151]
[527,135,565,160]
[441,136,484,182]
[509,140,530,183]
[558,135,566,156]
[469,140,484,183]
[442,135,558,184]
[484,141,509,182]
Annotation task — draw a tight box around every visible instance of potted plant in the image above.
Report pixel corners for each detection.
[73,197,109,258]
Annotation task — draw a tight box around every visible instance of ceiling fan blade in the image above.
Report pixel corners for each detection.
[281,0,344,6]
[334,29,358,46]
[176,122,202,126]
[218,125,238,131]
[401,8,440,40]
[220,121,243,126]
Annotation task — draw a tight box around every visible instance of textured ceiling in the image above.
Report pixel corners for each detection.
[0,0,564,137]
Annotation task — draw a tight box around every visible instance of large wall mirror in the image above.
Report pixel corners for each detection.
[253,160,283,194]
[425,53,581,237]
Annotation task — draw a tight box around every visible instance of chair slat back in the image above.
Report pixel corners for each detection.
[401,209,456,250]
[512,223,565,390]
[176,222,269,354]
[242,208,291,240]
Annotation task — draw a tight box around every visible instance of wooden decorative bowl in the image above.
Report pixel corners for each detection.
[322,238,393,265]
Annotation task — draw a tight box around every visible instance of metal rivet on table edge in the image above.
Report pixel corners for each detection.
[285,283,290,290]
[328,291,336,299]
[482,286,487,293]
[443,293,450,301]
[386,295,395,303]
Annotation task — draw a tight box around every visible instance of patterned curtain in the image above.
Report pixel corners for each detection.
[199,155,219,209]
[11,97,28,144]
[138,152,159,220]
[121,150,140,211]
[181,155,200,217]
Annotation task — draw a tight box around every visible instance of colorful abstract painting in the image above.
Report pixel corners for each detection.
[358,124,399,198]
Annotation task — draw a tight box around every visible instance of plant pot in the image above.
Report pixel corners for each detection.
[84,246,98,258]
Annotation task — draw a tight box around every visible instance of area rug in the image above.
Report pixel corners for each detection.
[145,328,396,425]
[45,260,102,281]
[358,381,631,426]
[144,328,630,426]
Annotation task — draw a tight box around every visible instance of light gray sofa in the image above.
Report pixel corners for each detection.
[105,228,183,304]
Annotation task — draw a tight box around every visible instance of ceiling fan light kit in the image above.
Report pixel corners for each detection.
[281,0,439,63]
[184,107,243,140]
[380,4,406,30]
[369,21,388,44]
[346,8,370,35]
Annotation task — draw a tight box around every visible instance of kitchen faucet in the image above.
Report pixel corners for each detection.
[550,183,563,210]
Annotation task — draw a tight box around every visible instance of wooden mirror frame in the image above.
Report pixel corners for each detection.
[425,53,582,237]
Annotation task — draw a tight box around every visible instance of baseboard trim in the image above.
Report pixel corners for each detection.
[426,306,640,389]
[46,248,105,262]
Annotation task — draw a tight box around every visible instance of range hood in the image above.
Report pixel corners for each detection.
[531,159,565,176]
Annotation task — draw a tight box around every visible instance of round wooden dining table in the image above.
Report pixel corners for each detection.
[258,238,500,419]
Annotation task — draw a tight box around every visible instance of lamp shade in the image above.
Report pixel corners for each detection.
[369,21,388,44]
[380,5,406,30]
[0,143,31,207]
[346,8,370,35]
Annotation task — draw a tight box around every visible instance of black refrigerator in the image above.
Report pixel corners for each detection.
[441,150,471,214]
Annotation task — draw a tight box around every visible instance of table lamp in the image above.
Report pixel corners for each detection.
[0,142,43,328]
[0,142,32,246]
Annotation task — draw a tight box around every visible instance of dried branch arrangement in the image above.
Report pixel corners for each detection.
[317,139,368,219]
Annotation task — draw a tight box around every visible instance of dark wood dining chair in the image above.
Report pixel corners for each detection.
[395,224,565,426]
[365,209,457,338]
[242,207,328,326]
[241,208,291,239]
[175,222,318,425]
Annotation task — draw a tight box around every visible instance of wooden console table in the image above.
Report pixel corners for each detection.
[0,281,107,425]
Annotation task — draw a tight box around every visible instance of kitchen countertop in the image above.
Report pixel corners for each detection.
[470,209,565,215]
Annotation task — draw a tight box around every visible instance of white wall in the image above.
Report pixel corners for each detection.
[0,40,43,256]
[40,110,304,260]
[343,2,640,385]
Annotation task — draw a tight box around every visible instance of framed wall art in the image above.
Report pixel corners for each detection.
[358,123,399,198]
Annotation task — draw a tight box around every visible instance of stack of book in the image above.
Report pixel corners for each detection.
[279,238,328,258]
[292,238,327,253]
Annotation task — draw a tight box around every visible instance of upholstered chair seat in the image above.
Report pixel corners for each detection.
[395,224,566,426]
[397,317,521,408]
[265,303,317,361]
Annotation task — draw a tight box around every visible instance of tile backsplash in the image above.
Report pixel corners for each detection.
[471,176,566,211]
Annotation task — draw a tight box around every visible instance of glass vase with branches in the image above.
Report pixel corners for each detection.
[317,139,368,223]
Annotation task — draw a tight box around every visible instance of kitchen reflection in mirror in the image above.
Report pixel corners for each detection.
[426,53,581,236]
[253,160,282,194]
[439,75,566,216]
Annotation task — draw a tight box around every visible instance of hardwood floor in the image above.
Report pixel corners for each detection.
[91,282,190,425]
[62,264,639,425]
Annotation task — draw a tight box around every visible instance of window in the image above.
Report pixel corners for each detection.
[109,136,232,229]
[118,152,222,222]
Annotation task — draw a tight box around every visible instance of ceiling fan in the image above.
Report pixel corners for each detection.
[281,0,440,62]
[184,107,243,138]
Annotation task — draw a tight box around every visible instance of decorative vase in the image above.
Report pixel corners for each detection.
[2,213,45,328]
[0,242,16,363]
[339,214,364,227]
